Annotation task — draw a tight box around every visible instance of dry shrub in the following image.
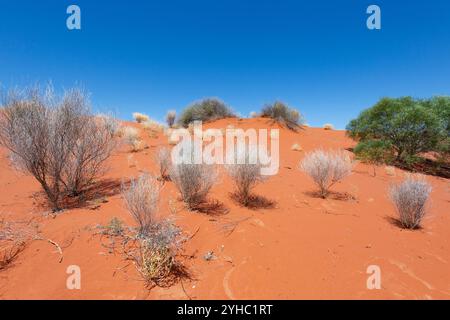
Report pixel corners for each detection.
[389,175,432,229]
[291,143,302,151]
[0,86,117,211]
[135,221,182,286]
[169,146,218,210]
[122,174,160,236]
[300,149,353,198]
[0,219,35,271]
[142,119,164,132]
[226,147,267,206]
[122,126,143,152]
[261,101,303,130]
[166,110,176,128]
[323,123,334,130]
[132,112,150,123]
[155,147,172,180]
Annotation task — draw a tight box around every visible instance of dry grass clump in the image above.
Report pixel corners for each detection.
[166,110,176,128]
[300,149,353,198]
[122,174,160,236]
[261,101,303,130]
[225,147,267,206]
[142,119,164,132]
[323,123,334,130]
[169,146,218,210]
[115,182,184,286]
[0,86,117,211]
[291,143,302,151]
[135,221,182,286]
[0,219,36,271]
[132,112,150,123]
[389,175,432,229]
[155,147,172,181]
[122,126,143,152]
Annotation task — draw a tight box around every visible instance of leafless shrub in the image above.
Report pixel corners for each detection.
[300,149,353,198]
[122,126,142,152]
[226,146,267,206]
[132,112,149,123]
[0,86,117,210]
[155,147,172,180]
[169,146,217,210]
[122,174,160,236]
[166,110,176,128]
[389,175,432,229]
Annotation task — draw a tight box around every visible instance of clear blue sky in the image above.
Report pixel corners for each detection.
[1,0,449,129]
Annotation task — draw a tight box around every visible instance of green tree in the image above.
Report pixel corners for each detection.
[347,97,448,165]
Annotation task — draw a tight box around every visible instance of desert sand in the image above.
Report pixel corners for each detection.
[0,117,449,300]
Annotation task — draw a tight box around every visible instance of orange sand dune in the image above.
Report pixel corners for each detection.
[0,118,449,300]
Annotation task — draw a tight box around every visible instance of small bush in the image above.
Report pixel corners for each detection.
[142,119,164,132]
[300,149,353,198]
[225,147,267,206]
[170,154,218,210]
[261,101,303,130]
[136,221,182,285]
[323,123,334,130]
[354,140,395,176]
[178,98,235,127]
[166,110,176,128]
[122,174,160,236]
[390,175,431,229]
[132,112,150,123]
[155,147,172,180]
[291,143,302,151]
[122,126,142,152]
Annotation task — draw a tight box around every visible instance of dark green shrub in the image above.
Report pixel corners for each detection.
[177,98,235,127]
[260,101,303,130]
[347,97,448,165]
[354,140,394,176]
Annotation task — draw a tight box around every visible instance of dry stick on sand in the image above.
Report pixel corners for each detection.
[36,237,63,263]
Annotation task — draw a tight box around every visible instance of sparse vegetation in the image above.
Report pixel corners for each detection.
[347,97,449,166]
[155,147,172,181]
[178,98,235,127]
[166,110,176,128]
[261,101,303,130]
[323,123,334,130]
[135,221,182,286]
[226,147,267,206]
[389,175,432,229]
[169,146,218,210]
[122,174,160,236]
[300,149,353,198]
[122,126,143,152]
[0,86,117,211]
[132,112,150,123]
[354,140,395,176]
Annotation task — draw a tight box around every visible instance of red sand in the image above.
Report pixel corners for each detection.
[0,118,449,299]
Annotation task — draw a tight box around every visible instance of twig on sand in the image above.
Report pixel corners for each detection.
[36,237,63,263]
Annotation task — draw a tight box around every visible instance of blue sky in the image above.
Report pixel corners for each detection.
[0,0,449,129]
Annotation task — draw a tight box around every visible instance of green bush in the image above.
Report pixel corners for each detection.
[347,97,448,165]
[354,140,394,175]
[260,101,303,130]
[177,98,235,127]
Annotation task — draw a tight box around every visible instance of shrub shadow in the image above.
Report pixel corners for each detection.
[384,216,423,230]
[230,192,276,210]
[303,190,356,201]
[192,200,229,216]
